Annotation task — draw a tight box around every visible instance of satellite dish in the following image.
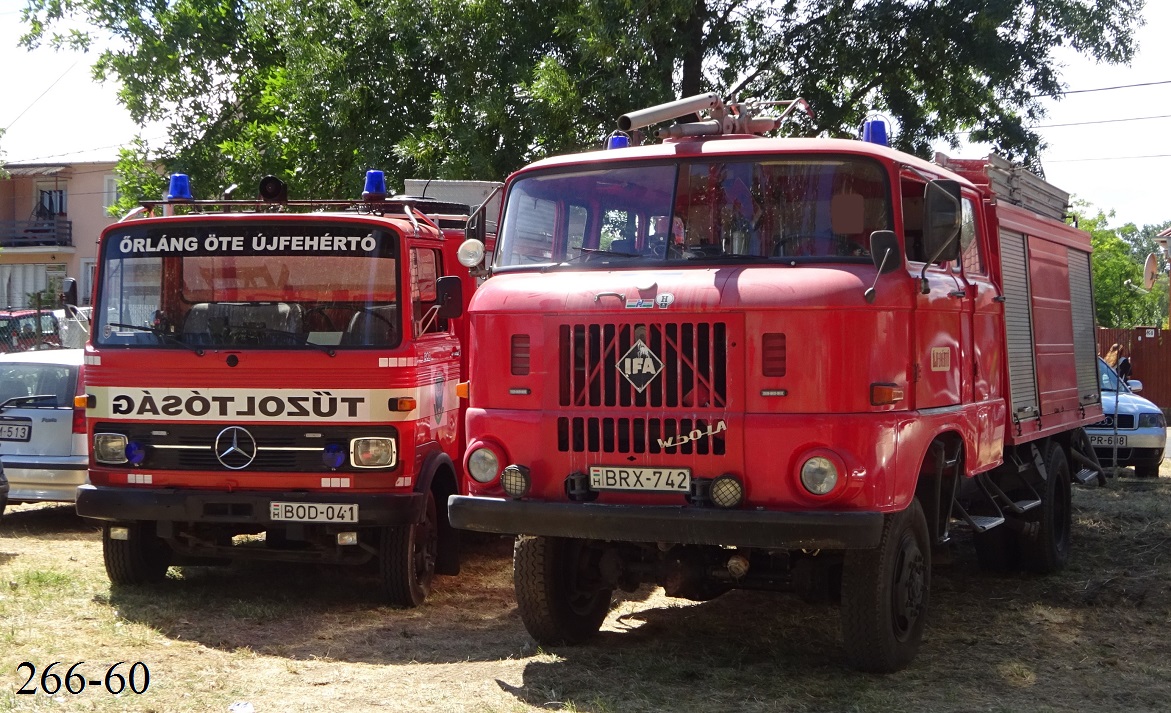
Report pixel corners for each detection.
[1143,252,1159,290]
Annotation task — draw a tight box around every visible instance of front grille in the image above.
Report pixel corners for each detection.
[557,416,727,455]
[559,321,727,408]
[1090,414,1135,429]
[95,422,397,472]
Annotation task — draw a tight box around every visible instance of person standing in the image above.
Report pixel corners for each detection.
[1115,345,1133,381]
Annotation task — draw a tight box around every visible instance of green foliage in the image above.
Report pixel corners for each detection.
[108,138,168,217]
[1076,206,1168,328]
[18,1,1147,199]
[0,127,8,179]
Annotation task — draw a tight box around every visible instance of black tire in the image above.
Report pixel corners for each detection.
[1019,441,1072,574]
[380,489,438,607]
[103,522,171,585]
[841,499,931,673]
[1134,461,1162,479]
[513,535,613,646]
[973,524,1020,573]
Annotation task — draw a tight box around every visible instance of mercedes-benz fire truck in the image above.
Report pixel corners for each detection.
[448,94,1105,670]
[75,172,492,606]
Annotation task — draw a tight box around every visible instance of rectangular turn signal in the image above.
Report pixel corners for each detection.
[870,383,905,406]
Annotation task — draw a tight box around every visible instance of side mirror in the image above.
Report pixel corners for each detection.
[869,230,902,274]
[1126,379,1143,393]
[60,277,79,308]
[922,179,962,263]
[435,275,464,319]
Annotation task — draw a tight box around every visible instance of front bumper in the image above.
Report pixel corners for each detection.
[448,495,884,550]
[76,484,425,527]
[0,457,88,503]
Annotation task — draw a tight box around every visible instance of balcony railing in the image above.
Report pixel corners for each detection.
[0,219,73,248]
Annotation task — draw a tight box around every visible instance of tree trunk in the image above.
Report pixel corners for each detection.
[679,0,706,98]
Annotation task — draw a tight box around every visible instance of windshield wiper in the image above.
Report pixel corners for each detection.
[106,323,205,356]
[0,394,57,412]
[543,248,644,270]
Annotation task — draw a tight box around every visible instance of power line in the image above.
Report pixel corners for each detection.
[1034,113,1171,129]
[958,112,1171,135]
[3,61,79,131]
[1028,79,1171,98]
[1046,153,1171,163]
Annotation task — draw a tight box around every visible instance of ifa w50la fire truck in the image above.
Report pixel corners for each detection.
[74,172,496,606]
[448,94,1105,670]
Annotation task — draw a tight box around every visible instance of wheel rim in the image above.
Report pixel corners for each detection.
[890,532,927,641]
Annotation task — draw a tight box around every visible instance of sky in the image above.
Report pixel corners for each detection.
[1,1,1169,230]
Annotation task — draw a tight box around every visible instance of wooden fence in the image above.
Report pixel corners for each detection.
[1097,327,1170,412]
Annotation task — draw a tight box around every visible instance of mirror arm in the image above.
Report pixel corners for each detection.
[864,248,892,304]
[917,233,959,294]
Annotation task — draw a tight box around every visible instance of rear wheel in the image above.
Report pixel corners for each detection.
[1019,441,1072,573]
[103,522,171,585]
[380,489,438,607]
[514,535,613,645]
[841,498,931,673]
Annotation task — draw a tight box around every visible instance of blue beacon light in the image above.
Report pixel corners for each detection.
[322,443,346,470]
[861,119,888,147]
[167,173,193,201]
[363,170,387,200]
[606,133,629,150]
[125,441,147,466]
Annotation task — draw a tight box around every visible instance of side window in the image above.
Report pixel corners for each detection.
[567,205,588,256]
[600,208,639,253]
[411,248,447,336]
[956,196,985,275]
[900,177,926,263]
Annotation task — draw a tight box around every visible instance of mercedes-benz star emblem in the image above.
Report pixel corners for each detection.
[214,426,258,470]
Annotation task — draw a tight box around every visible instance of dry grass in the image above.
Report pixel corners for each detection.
[2,461,1169,712]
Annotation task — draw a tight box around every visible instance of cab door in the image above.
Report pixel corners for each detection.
[902,172,963,408]
[411,245,463,453]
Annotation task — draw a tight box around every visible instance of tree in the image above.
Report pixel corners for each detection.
[1075,206,1167,328]
[20,0,1146,201]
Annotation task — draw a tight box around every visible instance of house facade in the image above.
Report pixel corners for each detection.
[0,161,120,307]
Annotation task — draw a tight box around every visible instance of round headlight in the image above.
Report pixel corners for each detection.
[457,239,486,267]
[467,446,501,483]
[800,456,839,495]
[500,464,531,499]
[710,474,744,508]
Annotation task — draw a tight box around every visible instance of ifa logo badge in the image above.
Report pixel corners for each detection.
[617,339,663,392]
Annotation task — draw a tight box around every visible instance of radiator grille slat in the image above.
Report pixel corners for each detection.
[556,417,727,455]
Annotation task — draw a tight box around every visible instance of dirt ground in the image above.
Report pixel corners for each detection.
[2,464,1169,712]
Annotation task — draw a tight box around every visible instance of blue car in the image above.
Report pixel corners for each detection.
[1087,358,1167,478]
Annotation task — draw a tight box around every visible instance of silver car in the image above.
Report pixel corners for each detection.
[1087,357,1167,478]
[0,349,87,514]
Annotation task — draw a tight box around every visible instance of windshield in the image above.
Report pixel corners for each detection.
[495,156,891,268]
[1098,358,1127,393]
[95,222,400,349]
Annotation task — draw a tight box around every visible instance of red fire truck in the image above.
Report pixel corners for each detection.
[75,172,492,606]
[448,94,1105,670]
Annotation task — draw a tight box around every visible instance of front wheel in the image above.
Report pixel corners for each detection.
[841,499,931,673]
[513,536,613,645]
[1018,441,1072,574]
[380,489,438,607]
[103,522,172,585]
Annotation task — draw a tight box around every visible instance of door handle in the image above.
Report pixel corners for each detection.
[948,290,966,299]
[993,295,1007,303]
